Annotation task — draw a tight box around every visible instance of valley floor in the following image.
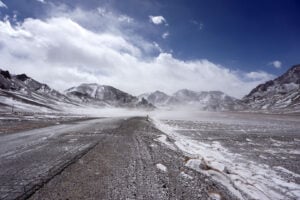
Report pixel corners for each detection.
[0,111,299,200]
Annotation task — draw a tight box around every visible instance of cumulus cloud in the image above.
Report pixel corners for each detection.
[46,5,159,56]
[162,32,169,39]
[269,60,282,69]
[0,8,274,98]
[149,15,167,25]
[0,0,7,8]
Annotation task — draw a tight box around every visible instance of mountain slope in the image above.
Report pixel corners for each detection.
[0,69,77,112]
[65,83,154,109]
[140,89,245,111]
[242,64,300,112]
[138,91,179,106]
[0,69,154,113]
[173,89,245,111]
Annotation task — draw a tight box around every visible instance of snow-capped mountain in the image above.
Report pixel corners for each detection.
[65,83,154,109]
[0,69,154,112]
[242,64,300,112]
[0,69,77,112]
[174,89,246,111]
[2,64,299,113]
[140,89,245,111]
[139,90,179,106]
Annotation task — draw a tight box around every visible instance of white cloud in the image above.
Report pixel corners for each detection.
[97,7,108,16]
[0,8,274,98]
[46,6,158,56]
[191,20,203,30]
[149,15,167,25]
[245,71,274,81]
[0,0,7,8]
[269,60,282,69]
[118,15,134,23]
[153,42,163,53]
[36,0,46,3]
[162,32,169,39]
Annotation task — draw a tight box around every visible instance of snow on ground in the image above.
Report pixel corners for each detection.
[179,171,193,180]
[156,163,168,172]
[208,192,222,200]
[154,135,176,151]
[0,95,53,113]
[152,118,300,200]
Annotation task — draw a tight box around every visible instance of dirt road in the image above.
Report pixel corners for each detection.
[11,117,237,200]
[0,117,123,200]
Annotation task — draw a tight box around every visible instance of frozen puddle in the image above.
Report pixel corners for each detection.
[153,118,300,200]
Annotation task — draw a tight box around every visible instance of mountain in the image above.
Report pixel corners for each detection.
[140,89,245,111]
[0,69,77,112]
[65,83,154,109]
[242,64,300,112]
[2,64,299,114]
[173,89,245,111]
[0,69,154,113]
[138,90,179,106]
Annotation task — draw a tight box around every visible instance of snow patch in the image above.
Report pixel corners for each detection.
[179,171,193,179]
[156,163,167,172]
[154,134,176,150]
[152,118,300,200]
[208,192,222,200]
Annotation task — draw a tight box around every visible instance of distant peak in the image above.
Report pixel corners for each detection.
[0,69,11,79]
[206,91,224,95]
[174,89,197,95]
[79,83,100,87]
[176,89,191,93]
[289,64,300,73]
[153,90,167,94]
[291,64,300,69]
[16,74,30,81]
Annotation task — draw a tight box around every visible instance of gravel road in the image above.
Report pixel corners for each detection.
[3,113,297,200]
[28,117,237,200]
[0,117,123,200]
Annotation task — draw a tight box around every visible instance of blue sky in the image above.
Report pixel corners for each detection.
[0,0,299,97]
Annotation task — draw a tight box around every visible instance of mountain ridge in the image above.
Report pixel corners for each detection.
[242,64,300,112]
[1,64,299,113]
[65,83,154,109]
[0,69,154,112]
[140,89,246,111]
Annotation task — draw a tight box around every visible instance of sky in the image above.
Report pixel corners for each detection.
[0,0,299,98]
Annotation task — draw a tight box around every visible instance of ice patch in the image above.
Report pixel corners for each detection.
[185,158,244,199]
[258,154,268,159]
[153,118,300,200]
[208,192,222,200]
[68,138,78,143]
[155,135,176,150]
[185,159,201,171]
[179,171,193,179]
[150,143,158,148]
[289,149,300,155]
[273,166,300,178]
[156,163,167,172]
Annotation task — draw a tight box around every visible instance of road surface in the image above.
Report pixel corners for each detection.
[2,113,299,200]
[0,118,123,200]
[0,117,238,200]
